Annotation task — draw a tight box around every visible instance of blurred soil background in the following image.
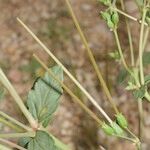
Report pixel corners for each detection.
[1,0,150,149]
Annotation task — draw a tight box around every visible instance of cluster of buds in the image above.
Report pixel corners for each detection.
[102,113,128,136]
[101,10,119,30]
[98,0,111,6]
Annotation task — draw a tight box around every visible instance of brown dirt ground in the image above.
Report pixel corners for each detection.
[0,0,150,150]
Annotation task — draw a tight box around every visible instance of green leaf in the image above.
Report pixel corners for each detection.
[111,11,119,27]
[102,122,115,136]
[143,51,150,66]
[111,122,124,136]
[27,65,63,127]
[117,69,128,84]
[116,113,128,129]
[144,75,150,85]
[133,85,146,99]
[108,51,120,60]
[18,137,32,148]
[28,131,56,150]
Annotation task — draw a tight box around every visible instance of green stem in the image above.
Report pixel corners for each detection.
[0,132,35,139]
[139,9,147,85]
[114,7,148,26]
[50,134,70,150]
[138,99,144,141]
[0,111,31,131]
[138,6,147,142]
[113,29,131,73]
[145,91,150,101]
[0,69,38,129]
[0,138,27,150]
[0,117,23,132]
[120,0,134,66]
[143,27,150,50]
[64,0,119,114]
[113,134,135,143]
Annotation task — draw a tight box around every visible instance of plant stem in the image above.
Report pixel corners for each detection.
[17,18,112,124]
[138,99,144,141]
[113,29,131,73]
[0,69,38,129]
[0,111,31,131]
[0,138,27,150]
[34,54,141,149]
[33,54,102,125]
[64,0,119,114]
[50,134,70,150]
[139,9,147,85]
[138,5,147,142]
[143,27,150,50]
[114,7,148,26]
[120,0,134,66]
[0,117,23,132]
[0,132,35,138]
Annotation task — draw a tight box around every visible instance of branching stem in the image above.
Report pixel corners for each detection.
[0,69,38,129]
[17,18,112,124]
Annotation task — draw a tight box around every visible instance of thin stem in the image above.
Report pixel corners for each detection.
[0,138,27,150]
[113,30,131,73]
[50,134,70,150]
[0,111,31,131]
[143,27,150,50]
[17,18,112,124]
[114,7,148,26]
[0,69,38,129]
[0,132,35,138]
[33,54,102,125]
[64,0,119,114]
[138,99,144,141]
[0,117,23,132]
[120,0,135,66]
[113,134,135,143]
[139,9,147,85]
[34,54,142,149]
[138,5,147,142]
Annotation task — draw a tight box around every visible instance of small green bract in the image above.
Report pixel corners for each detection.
[116,113,128,129]
[102,122,115,135]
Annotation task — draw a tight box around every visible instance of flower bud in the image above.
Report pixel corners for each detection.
[102,122,114,135]
[116,113,128,129]
[111,122,124,136]
[98,0,111,6]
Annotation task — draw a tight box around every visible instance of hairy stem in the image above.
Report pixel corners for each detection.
[0,138,26,150]
[17,18,112,124]
[0,69,38,129]
[0,138,27,150]
[114,7,148,26]
[120,0,134,66]
[138,5,147,142]
[0,117,23,132]
[0,132,35,138]
[0,111,31,131]
[64,0,119,114]
[113,30,131,73]
[143,27,150,50]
